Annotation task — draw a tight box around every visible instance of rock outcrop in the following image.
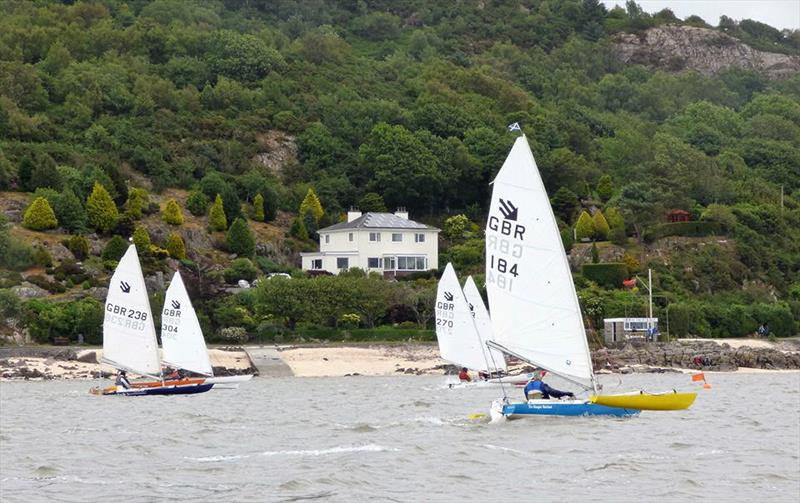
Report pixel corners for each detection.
[614,25,800,79]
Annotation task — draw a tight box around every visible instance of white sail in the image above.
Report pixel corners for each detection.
[435,263,489,372]
[161,271,213,376]
[462,276,507,373]
[485,135,594,386]
[101,245,161,377]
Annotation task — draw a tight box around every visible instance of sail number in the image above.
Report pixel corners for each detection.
[106,303,147,320]
[435,301,455,330]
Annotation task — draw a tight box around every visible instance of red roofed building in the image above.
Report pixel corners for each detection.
[667,209,690,223]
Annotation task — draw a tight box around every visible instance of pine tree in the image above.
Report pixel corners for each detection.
[289,217,309,240]
[226,218,255,257]
[132,225,151,252]
[591,242,600,263]
[605,207,625,230]
[23,197,58,230]
[596,175,614,202]
[358,192,387,212]
[165,232,186,260]
[299,188,324,223]
[186,190,209,216]
[125,187,149,219]
[253,193,265,222]
[54,188,87,233]
[209,194,227,230]
[86,182,119,233]
[162,199,184,225]
[592,210,610,241]
[575,210,594,241]
[102,235,128,261]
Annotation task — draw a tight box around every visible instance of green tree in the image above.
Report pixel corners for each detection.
[551,187,579,222]
[591,242,600,263]
[299,188,324,223]
[596,175,614,202]
[592,210,611,241]
[54,189,87,233]
[86,182,119,233]
[165,232,186,260]
[102,235,128,262]
[226,218,255,257]
[125,187,149,219]
[253,193,265,222]
[575,211,594,241]
[65,235,89,260]
[186,190,209,216]
[162,199,184,225]
[358,192,387,212]
[23,197,58,230]
[444,214,470,242]
[289,217,309,240]
[208,194,227,231]
[132,225,151,251]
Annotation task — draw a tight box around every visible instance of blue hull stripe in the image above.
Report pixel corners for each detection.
[116,384,214,396]
[504,402,639,417]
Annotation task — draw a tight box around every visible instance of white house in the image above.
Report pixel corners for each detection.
[301,209,440,276]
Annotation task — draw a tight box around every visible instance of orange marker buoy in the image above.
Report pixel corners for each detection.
[703,383,712,389]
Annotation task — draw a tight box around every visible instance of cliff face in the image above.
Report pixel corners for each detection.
[614,25,800,79]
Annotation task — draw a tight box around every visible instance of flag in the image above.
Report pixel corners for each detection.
[507,122,521,132]
[691,372,705,382]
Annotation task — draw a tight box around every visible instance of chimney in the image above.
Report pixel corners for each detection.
[394,207,409,220]
[347,207,362,222]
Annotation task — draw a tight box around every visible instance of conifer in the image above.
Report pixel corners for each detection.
[86,182,119,233]
[125,188,149,219]
[253,193,265,222]
[596,175,614,202]
[209,194,227,231]
[55,189,87,233]
[23,197,58,230]
[162,199,184,225]
[592,210,610,241]
[575,210,594,241]
[165,232,186,260]
[132,225,151,252]
[226,218,255,257]
[299,188,324,223]
[186,190,209,216]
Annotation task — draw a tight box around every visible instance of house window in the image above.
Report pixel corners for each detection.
[311,259,322,270]
[383,257,395,270]
[369,232,381,242]
[337,257,349,269]
[349,233,353,242]
[415,233,425,243]
[325,235,330,244]
[368,257,382,268]
[396,256,426,271]
[392,233,403,242]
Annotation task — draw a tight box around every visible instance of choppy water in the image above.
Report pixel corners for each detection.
[1,372,799,502]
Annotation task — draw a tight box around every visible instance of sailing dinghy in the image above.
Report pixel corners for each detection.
[90,245,213,396]
[485,134,696,419]
[161,271,253,389]
[435,264,528,387]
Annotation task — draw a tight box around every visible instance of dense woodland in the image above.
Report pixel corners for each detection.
[1,0,798,344]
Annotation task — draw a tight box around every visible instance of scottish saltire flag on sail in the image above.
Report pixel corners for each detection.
[507,122,521,132]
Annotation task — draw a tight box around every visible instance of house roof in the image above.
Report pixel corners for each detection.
[319,212,439,232]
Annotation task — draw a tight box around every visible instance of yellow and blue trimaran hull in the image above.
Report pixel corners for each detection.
[591,391,697,411]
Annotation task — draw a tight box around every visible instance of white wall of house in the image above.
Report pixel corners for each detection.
[301,226,439,275]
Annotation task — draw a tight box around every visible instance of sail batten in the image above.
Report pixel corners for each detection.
[101,244,161,377]
[161,271,214,376]
[485,135,594,386]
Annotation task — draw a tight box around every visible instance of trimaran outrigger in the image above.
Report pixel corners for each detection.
[484,132,697,419]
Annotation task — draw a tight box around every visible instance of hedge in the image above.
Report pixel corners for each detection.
[643,221,724,242]
[582,263,628,288]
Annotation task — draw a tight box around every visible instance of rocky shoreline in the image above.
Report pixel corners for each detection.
[1,339,798,381]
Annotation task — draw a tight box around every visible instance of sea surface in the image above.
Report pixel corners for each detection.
[1,372,799,502]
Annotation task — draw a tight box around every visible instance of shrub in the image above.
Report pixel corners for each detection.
[253,193,265,222]
[132,225,151,251]
[32,246,52,267]
[592,210,610,240]
[54,189,87,233]
[575,211,594,241]
[226,218,256,257]
[26,274,66,293]
[560,227,574,253]
[149,245,169,259]
[444,214,470,241]
[125,188,149,219]
[597,174,614,202]
[161,199,184,225]
[289,217,309,240]
[590,242,599,264]
[610,225,627,246]
[700,204,737,231]
[65,235,90,260]
[219,326,248,344]
[23,197,58,230]
[0,289,21,318]
[86,182,119,233]
[223,258,259,283]
[643,221,724,242]
[582,263,628,288]
[165,232,186,259]
[102,235,128,261]
[209,194,227,230]
[186,190,210,216]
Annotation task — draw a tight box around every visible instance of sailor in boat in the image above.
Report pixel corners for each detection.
[458,367,471,382]
[115,370,131,391]
[478,370,490,380]
[523,371,575,400]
